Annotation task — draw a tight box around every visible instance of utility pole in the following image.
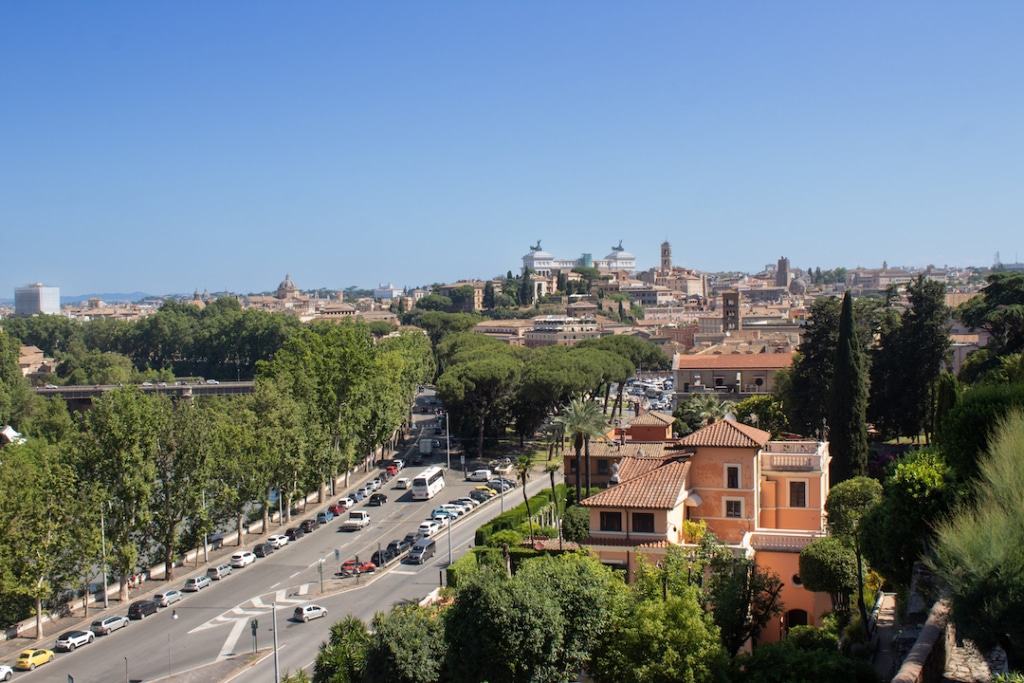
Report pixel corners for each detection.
[318,558,324,593]
[272,602,280,683]
[445,411,451,470]
[201,490,209,564]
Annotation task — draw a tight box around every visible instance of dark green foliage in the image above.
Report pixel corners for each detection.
[705,557,784,656]
[733,395,789,436]
[782,297,840,435]
[561,505,590,544]
[799,537,857,614]
[959,272,1024,359]
[414,294,454,311]
[576,334,670,371]
[732,638,879,683]
[474,485,569,545]
[313,616,370,683]
[932,371,960,434]
[928,410,1024,670]
[861,448,950,589]
[0,330,33,428]
[444,570,563,683]
[829,292,869,483]
[482,281,495,309]
[365,605,445,683]
[825,477,882,636]
[936,382,1024,480]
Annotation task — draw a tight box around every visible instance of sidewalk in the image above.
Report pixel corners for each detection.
[0,436,414,665]
[872,592,899,681]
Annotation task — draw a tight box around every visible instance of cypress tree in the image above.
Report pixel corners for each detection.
[482,281,495,310]
[829,292,869,483]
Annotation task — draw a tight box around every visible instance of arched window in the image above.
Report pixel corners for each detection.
[785,609,808,631]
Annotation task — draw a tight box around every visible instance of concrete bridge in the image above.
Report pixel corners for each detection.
[33,381,254,408]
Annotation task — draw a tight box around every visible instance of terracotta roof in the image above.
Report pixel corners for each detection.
[678,420,771,449]
[626,411,675,427]
[672,352,794,370]
[585,442,665,459]
[616,454,676,483]
[581,460,690,509]
[749,532,824,552]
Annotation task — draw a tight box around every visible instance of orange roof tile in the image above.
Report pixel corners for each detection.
[581,460,690,509]
[678,419,771,448]
[616,455,674,484]
[585,442,666,459]
[627,411,675,427]
[673,352,794,370]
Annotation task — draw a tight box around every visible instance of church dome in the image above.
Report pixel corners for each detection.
[606,249,635,261]
[276,273,298,299]
[789,277,808,295]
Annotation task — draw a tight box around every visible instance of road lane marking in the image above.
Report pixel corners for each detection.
[216,616,250,661]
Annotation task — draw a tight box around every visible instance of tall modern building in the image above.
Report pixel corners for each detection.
[15,283,61,316]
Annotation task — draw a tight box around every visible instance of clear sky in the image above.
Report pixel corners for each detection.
[2,2,1022,296]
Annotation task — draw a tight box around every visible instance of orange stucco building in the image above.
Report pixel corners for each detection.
[577,419,832,645]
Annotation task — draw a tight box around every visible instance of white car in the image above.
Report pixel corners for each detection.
[206,379,220,385]
[230,551,256,568]
[90,615,129,636]
[392,459,404,470]
[268,534,289,548]
[394,477,411,490]
[440,504,465,517]
[446,501,472,514]
[183,575,212,592]
[455,497,480,509]
[338,497,356,509]
[467,469,492,482]
[55,630,94,652]
[430,515,450,529]
[417,520,439,537]
[0,664,13,681]
[153,589,182,607]
[293,604,327,623]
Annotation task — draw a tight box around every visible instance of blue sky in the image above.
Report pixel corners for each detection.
[2,2,1022,295]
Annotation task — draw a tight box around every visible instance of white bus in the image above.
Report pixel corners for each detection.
[411,466,446,501]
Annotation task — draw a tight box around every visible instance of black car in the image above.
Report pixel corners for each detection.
[300,519,317,534]
[469,490,492,502]
[253,542,274,558]
[387,538,412,556]
[371,549,395,566]
[368,493,388,506]
[286,527,305,541]
[411,455,424,466]
[127,600,158,620]
[402,532,419,547]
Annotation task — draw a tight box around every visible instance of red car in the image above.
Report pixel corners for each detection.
[328,503,345,516]
[386,465,398,476]
[340,559,376,576]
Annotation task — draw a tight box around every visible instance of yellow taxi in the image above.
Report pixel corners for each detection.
[16,648,54,670]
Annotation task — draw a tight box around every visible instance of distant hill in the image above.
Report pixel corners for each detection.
[60,292,154,304]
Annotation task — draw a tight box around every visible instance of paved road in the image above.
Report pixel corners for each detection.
[8,390,546,683]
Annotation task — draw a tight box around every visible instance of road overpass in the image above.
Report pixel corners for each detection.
[33,381,254,407]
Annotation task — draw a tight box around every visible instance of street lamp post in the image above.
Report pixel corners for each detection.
[445,411,451,471]
[272,601,280,683]
[201,490,209,564]
[318,558,325,594]
[123,656,128,683]
[168,610,178,676]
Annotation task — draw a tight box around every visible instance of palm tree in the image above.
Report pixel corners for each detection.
[544,461,563,550]
[676,395,736,434]
[553,397,609,502]
[515,455,535,544]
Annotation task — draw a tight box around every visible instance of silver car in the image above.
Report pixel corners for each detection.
[154,589,182,607]
[90,615,129,636]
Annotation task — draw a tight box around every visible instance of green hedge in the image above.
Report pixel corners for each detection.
[446,546,544,587]
[446,551,479,589]
[474,484,599,545]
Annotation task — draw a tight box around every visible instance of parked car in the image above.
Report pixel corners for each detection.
[473,485,498,496]
[230,551,256,568]
[430,508,454,519]
[368,493,388,506]
[316,510,334,525]
[0,664,13,681]
[154,589,183,607]
[417,520,440,537]
[206,379,220,385]
[441,503,467,517]
[207,564,232,581]
[328,503,345,516]
[285,527,305,541]
[394,477,411,489]
[268,534,289,548]
[338,497,356,509]
[15,649,54,671]
[407,538,436,564]
[487,479,513,492]
[392,459,404,470]
[182,576,211,592]
[387,538,413,556]
[403,532,420,546]
[253,542,275,558]
[299,519,317,533]
[128,600,158,620]
[467,469,492,482]
[385,465,398,476]
[430,515,450,529]
[293,604,328,623]
[454,497,480,508]
[469,489,494,502]
[351,489,366,502]
[55,630,94,652]
[446,500,472,514]
[340,559,376,575]
[372,548,395,565]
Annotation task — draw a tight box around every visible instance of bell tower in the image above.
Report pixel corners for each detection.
[660,241,672,273]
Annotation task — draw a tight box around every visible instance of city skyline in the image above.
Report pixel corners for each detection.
[2,3,1022,294]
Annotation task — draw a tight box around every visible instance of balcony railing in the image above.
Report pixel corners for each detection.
[764,454,820,471]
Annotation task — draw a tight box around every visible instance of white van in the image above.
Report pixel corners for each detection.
[467,469,492,482]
